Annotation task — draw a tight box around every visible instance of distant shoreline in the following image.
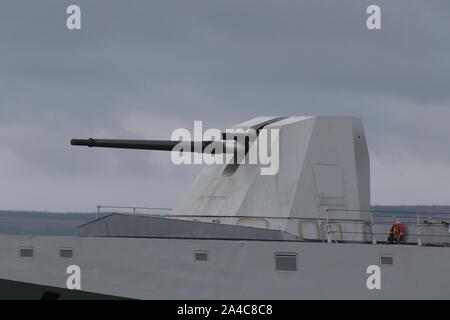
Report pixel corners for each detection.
[2,205,450,236]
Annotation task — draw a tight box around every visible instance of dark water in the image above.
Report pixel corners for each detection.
[1,206,450,236]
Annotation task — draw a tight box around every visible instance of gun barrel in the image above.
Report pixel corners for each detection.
[70,139,243,154]
[70,139,185,151]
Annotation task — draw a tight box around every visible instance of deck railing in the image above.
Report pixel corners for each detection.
[95,205,450,246]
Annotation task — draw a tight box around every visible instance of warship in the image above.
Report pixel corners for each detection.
[1,116,450,299]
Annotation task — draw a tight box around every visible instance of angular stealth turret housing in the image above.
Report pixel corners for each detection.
[72,116,372,242]
[174,116,371,242]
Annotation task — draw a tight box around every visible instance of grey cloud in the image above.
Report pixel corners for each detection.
[0,0,450,210]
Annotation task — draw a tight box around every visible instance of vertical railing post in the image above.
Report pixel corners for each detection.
[326,224,332,243]
[96,205,100,220]
[133,207,136,215]
[371,214,377,245]
[325,215,332,243]
[417,213,422,246]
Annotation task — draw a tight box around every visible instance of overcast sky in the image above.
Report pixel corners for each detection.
[1,1,449,212]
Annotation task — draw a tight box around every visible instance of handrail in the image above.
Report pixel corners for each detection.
[327,208,450,216]
[100,211,373,223]
[97,205,172,211]
[95,205,450,246]
[96,205,172,219]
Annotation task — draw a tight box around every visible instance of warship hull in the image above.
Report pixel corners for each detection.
[2,116,445,300]
[0,234,448,299]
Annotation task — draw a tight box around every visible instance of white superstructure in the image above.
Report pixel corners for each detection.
[175,116,372,242]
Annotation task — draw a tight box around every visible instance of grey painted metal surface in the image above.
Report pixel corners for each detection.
[78,213,298,241]
[0,234,449,299]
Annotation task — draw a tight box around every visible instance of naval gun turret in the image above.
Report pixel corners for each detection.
[71,116,372,243]
[71,116,287,156]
